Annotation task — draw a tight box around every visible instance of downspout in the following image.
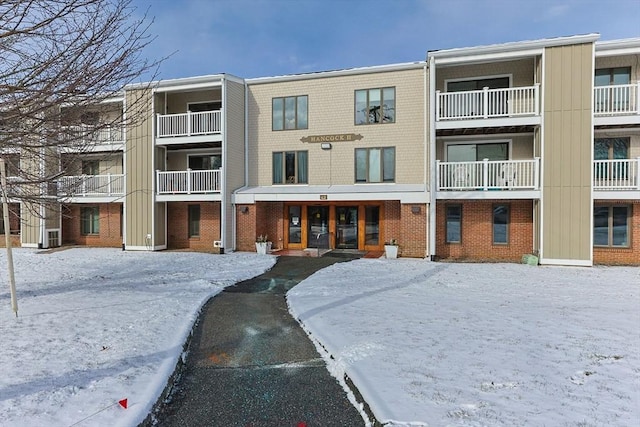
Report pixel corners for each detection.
[122,93,127,250]
[428,55,437,261]
[220,79,227,252]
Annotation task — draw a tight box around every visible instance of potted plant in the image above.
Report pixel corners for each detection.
[384,239,399,259]
[255,234,272,255]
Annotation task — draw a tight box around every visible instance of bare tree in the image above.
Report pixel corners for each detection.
[0,0,160,211]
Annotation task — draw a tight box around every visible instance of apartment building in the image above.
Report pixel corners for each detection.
[3,34,638,266]
[235,64,428,257]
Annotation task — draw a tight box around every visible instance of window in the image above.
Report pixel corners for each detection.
[355,147,395,183]
[594,138,629,180]
[493,205,509,244]
[273,151,308,184]
[82,160,99,175]
[272,95,308,130]
[594,205,630,247]
[188,154,221,170]
[446,77,510,92]
[188,101,221,112]
[595,68,631,87]
[188,205,200,237]
[447,142,508,162]
[355,87,395,125]
[81,207,100,235]
[594,138,629,160]
[595,68,631,112]
[446,205,461,243]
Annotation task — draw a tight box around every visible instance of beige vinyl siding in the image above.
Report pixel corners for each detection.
[542,42,594,263]
[125,89,155,247]
[20,203,40,246]
[224,79,246,248]
[247,67,425,186]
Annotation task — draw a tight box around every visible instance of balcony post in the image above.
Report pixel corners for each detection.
[534,83,540,116]
[435,90,441,122]
[483,87,489,118]
[636,82,640,115]
[107,173,112,196]
[187,111,191,137]
[636,157,640,190]
[156,114,160,137]
[155,169,160,194]
[482,158,489,190]
[187,168,192,194]
[435,160,440,190]
[534,157,540,190]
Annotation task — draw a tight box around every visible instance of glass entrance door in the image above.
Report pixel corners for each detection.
[307,206,329,248]
[335,206,358,249]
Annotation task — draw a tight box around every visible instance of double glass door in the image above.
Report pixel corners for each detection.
[285,204,381,250]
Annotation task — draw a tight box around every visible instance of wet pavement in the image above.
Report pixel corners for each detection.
[150,254,366,427]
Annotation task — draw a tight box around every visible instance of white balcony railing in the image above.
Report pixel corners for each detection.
[156,110,222,138]
[156,169,221,194]
[436,85,540,121]
[57,174,124,197]
[594,83,640,116]
[62,125,124,145]
[593,158,640,190]
[437,158,540,191]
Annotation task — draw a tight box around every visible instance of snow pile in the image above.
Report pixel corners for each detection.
[288,259,640,426]
[0,248,275,427]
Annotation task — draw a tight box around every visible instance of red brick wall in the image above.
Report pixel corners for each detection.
[593,200,640,266]
[167,202,220,251]
[62,203,122,247]
[436,200,534,262]
[399,203,427,258]
[236,204,257,252]
[235,202,284,252]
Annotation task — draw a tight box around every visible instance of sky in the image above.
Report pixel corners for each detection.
[1,248,637,426]
[131,0,640,81]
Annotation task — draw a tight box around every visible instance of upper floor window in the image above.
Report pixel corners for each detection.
[188,101,221,112]
[595,67,630,86]
[355,147,395,183]
[447,142,508,162]
[273,151,308,184]
[355,87,395,125]
[189,154,221,170]
[446,77,510,92]
[272,96,308,130]
[594,138,629,160]
[82,160,100,175]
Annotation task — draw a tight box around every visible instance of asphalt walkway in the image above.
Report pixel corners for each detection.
[151,254,366,427]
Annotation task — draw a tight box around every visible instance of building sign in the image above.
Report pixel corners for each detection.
[300,133,363,143]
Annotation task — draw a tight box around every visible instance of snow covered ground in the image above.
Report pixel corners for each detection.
[0,248,275,427]
[1,249,638,426]
[288,259,640,427]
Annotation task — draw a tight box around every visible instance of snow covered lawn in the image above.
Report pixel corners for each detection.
[288,259,640,427]
[0,248,275,427]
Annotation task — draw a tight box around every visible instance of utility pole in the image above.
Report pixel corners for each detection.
[0,158,18,316]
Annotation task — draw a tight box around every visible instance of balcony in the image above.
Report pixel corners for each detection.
[593,83,640,125]
[57,174,124,199]
[156,169,221,195]
[436,158,540,197]
[156,110,222,139]
[436,85,540,128]
[594,158,639,190]
[61,125,124,151]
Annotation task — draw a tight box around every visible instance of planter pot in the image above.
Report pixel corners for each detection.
[384,245,398,259]
[255,242,272,255]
